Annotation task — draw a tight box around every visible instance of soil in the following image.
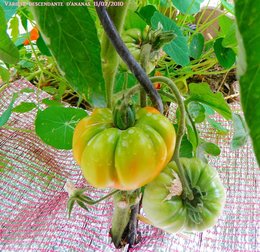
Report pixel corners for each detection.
[187,65,239,103]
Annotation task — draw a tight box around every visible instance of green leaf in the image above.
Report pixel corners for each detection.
[0,6,19,64]
[124,9,147,31]
[20,88,35,94]
[30,0,106,107]
[207,117,229,134]
[219,15,234,36]
[0,0,18,21]
[18,59,34,69]
[219,16,237,50]
[214,38,236,69]
[18,6,32,30]
[114,72,137,93]
[235,0,260,165]
[56,81,67,99]
[172,0,204,14]
[36,34,51,56]
[186,117,198,151]
[202,104,215,116]
[41,98,64,107]
[221,0,234,14]
[9,15,19,41]
[186,83,232,120]
[42,86,57,95]
[187,101,205,123]
[138,5,157,25]
[14,34,27,47]
[151,11,190,66]
[35,106,87,149]
[0,65,10,82]
[231,113,248,150]
[189,33,204,59]
[199,142,221,156]
[0,93,18,127]
[12,102,37,113]
[197,141,221,162]
[180,134,193,158]
[222,25,237,50]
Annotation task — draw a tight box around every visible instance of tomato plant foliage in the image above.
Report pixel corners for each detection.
[30,0,106,107]
[35,106,87,150]
[2,0,259,248]
[235,0,260,165]
[0,6,19,64]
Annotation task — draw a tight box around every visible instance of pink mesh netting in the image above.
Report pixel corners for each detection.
[0,80,259,251]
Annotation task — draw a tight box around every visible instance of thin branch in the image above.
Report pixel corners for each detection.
[150,76,194,200]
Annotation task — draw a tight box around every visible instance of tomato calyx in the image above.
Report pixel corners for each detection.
[113,98,136,130]
[144,28,176,52]
[183,186,206,224]
[64,180,120,217]
[164,170,183,201]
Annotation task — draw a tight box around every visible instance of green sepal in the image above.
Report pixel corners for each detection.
[76,200,89,212]
[113,98,136,130]
[146,28,176,51]
[67,198,76,218]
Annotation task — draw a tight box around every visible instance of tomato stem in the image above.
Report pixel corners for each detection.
[185,105,199,156]
[156,90,200,156]
[150,76,194,200]
[95,0,163,113]
[91,189,120,204]
[110,190,141,248]
[2,125,34,133]
[139,43,152,107]
[96,0,130,108]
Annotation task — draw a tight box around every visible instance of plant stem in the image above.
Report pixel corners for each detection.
[150,76,193,200]
[91,189,120,205]
[150,77,184,158]
[139,43,152,107]
[185,105,199,156]
[159,90,199,156]
[111,194,131,248]
[110,190,141,248]
[158,89,176,102]
[97,0,130,108]
[114,85,141,101]
[2,125,34,133]
[95,0,163,113]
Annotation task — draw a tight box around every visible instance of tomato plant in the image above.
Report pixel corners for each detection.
[1,0,259,250]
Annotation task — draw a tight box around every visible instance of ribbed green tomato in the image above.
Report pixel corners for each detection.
[72,107,176,191]
[142,158,226,232]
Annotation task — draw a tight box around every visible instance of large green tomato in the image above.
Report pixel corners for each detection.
[142,158,226,232]
[73,107,176,191]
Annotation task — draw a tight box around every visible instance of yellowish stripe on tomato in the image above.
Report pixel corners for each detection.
[80,128,120,188]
